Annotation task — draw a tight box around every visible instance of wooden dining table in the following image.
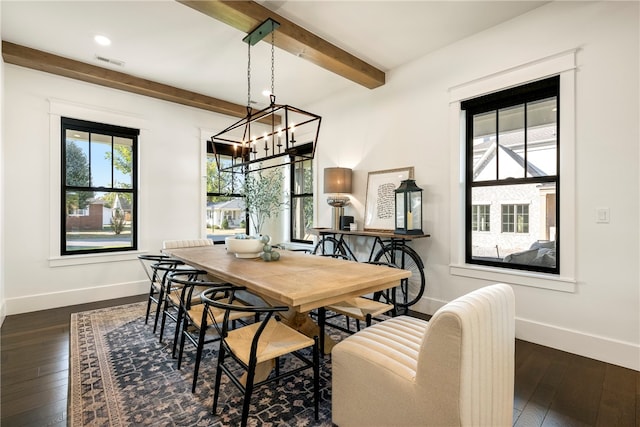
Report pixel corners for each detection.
[162,244,411,349]
[163,244,410,310]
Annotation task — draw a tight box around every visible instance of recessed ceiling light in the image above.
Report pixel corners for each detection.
[94,35,111,46]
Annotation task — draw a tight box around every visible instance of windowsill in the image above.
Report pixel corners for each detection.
[49,250,148,267]
[450,263,576,292]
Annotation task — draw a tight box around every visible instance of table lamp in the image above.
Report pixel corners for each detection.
[324,167,352,230]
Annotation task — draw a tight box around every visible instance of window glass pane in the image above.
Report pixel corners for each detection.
[90,133,112,188]
[498,104,525,180]
[206,196,245,243]
[471,183,556,268]
[290,158,313,243]
[472,111,496,182]
[113,137,133,188]
[294,159,313,194]
[64,190,133,252]
[292,196,313,241]
[527,97,557,177]
[65,133,90,187]
[501,204,516,233]
[207,154,243,195]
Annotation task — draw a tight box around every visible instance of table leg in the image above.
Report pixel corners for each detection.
[281,310,335,355]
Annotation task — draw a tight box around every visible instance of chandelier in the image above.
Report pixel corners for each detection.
[211,18,321,173]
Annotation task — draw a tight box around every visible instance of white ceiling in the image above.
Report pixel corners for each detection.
[1,0,548,109]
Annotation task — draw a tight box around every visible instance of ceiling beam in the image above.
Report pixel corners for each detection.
[1,41,251,119]
[177,0,386,89]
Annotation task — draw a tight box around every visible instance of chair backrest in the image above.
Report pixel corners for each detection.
[149,258,188,283]
[138,254,170,281]
[162,239,214,249]
[201,287,287,340]
[168,270,218,309]
[416,283,515,426]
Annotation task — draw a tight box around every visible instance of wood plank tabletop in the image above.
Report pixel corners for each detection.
[163,245,411,313]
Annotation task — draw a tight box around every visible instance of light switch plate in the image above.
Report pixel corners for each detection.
[596,207,610,223]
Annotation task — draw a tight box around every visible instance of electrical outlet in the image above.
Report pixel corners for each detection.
[596,207,610,223]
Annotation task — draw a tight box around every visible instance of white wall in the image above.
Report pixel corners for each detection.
[1,1,638,370]
[0,10,6,326]
[2,65,240,314]
[311,1,639,370]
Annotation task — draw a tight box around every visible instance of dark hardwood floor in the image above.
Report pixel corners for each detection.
[1,295,638,426]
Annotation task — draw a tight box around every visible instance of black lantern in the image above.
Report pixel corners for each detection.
[395,179,423,235]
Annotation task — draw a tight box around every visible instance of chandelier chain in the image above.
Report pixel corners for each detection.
[247,42,251,108]
[270,28,275,99]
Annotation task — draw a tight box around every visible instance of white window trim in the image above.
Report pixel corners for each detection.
[48,99,147,267]
[200,128,212,239]
[448,49,577,293]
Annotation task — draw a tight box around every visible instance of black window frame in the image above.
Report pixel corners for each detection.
[206,142,248,241]
[61,117,139,255]
[462,76,560,274]
[289,156,313,244]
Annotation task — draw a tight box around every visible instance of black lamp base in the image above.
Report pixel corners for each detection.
[395,229,424,235]
[340,216,354,231]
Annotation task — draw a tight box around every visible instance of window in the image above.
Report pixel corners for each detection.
[471,204,491,232]
[502,204,529,233]
[206,146,246,242]
[290,158,313,243]
[61,117,138,255]
[462,76,559,273]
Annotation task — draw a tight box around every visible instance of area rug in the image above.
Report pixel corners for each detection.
[69,302,337,426]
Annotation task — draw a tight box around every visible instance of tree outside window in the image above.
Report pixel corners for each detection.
[290,158,313,243]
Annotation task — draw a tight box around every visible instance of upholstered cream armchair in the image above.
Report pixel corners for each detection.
[332,283,515,427]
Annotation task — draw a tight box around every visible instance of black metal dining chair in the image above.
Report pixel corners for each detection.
[169,271,256,393]
[151,261,208,357]
[138,253,171,329]
[202,287,320,427]
[314,255,397,355]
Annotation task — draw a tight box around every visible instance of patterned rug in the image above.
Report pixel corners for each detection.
[69,302,339,426]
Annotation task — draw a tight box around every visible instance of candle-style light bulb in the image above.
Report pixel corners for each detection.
[263,133,269,152]
[407,193,413,230]
[290,123,296,144]
[277,128,283,147]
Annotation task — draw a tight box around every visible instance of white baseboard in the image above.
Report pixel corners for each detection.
[410,295,447,315]
[412,296,640,372]
[4,280,148,315]
[0,300,6,329]
[515,317,640,371]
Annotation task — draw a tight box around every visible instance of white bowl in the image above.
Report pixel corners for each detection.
[225,237,264,258]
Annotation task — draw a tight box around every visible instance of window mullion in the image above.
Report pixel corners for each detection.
[494,109,499,181]
[524,102,528,178]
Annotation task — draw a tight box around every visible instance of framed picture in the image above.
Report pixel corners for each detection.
[364,167,414,231]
